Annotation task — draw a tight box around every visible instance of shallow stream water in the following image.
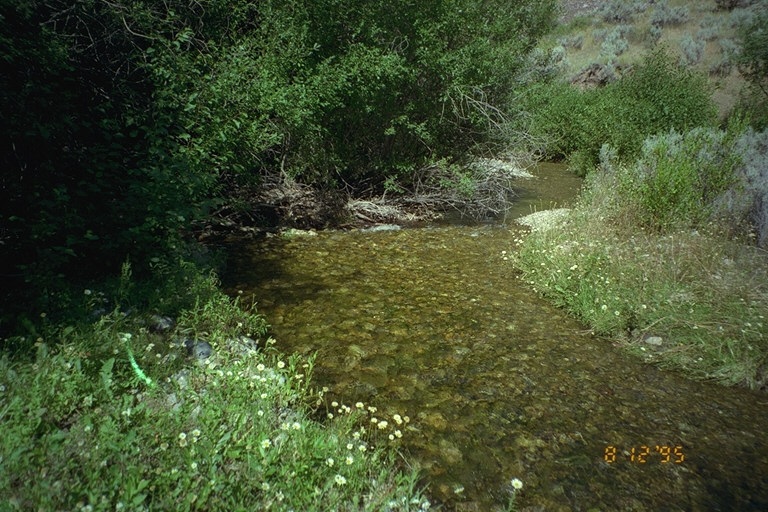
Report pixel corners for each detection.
[224,164,768,511]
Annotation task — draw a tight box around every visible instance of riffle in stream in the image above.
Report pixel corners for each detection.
[224,164,768,511]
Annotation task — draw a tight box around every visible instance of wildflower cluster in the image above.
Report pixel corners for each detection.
[325,399,410,447]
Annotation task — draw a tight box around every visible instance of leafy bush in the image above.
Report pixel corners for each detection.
[0,1,234,332]
[613,128,739,230]
[519,49,717,173]
[0,0,558,334]
[156,0,557,187]
[736,9,768,90]
[613,48,716,128]
[733,9,768,128]
[594,122,768,246]
[514,125,768,389]
[721,127,768,245]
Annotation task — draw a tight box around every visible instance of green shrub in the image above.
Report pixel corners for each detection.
[616,128,739,230]
[734,8,768,128]
[723,127,768,246]
[518,49,716,174]
[616,49,716,130]
[596,122,768,247]
[0,0,558,334]
[513,125,768,389]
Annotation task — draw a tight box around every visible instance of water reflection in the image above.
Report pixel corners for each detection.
[224,165,768,510]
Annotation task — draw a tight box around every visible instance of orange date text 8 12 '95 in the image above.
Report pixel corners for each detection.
[604,445,685,464]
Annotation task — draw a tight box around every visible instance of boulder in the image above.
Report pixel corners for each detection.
[570,63,627,89]
[184,339,213,360]
[149,314,175,333]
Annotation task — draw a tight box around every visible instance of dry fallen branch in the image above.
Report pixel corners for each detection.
[402,157,534,220]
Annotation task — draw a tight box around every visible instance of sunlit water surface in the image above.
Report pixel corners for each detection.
[224,165,768,511]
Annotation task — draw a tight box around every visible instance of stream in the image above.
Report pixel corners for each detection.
[223,164,768,511]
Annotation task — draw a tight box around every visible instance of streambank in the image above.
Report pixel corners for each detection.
[198,158,537,242]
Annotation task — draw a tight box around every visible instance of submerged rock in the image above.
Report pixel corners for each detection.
[438,439,464,465]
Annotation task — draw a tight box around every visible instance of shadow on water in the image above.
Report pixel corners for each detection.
[222,164,768,511]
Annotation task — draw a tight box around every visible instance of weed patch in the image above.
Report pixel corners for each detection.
[0,269,429,511]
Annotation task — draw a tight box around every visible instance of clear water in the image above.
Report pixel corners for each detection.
[223,164,768,511]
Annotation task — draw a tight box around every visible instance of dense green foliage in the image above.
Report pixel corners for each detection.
[735,9,768,128]
[0,0,220,327]
[0,0,556,334]
[518,49,717,174]
[614,127,740,231]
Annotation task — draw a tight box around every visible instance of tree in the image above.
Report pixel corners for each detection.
[0,0,557,331]
[736,10,768,127]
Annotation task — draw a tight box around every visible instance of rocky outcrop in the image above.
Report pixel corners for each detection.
[570,63,621,88]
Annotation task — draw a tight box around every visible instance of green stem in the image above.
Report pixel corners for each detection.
[126,344,156,388]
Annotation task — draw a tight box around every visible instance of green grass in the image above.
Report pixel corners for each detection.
[512,127,768,389]
[0,267,430,511]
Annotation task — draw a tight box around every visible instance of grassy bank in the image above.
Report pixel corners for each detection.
[513,126,768,389]
[0,263,429,511]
